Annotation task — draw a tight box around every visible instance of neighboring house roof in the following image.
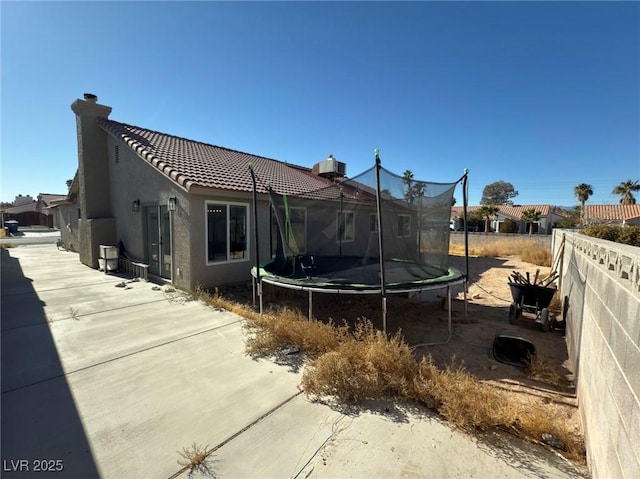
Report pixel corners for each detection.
[584,204,640,222]
[2,203,37,214]
[98,119,335,195]
[451,204,552,220]
[38,194,67,208]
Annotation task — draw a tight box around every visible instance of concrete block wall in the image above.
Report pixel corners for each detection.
[552,230,640,479]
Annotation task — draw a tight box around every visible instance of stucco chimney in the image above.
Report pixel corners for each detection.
[70,94,116,268]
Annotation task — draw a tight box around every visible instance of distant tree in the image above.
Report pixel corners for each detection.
[0,201,14,209]
[574,183,593,225]
[66,179,73,189]
[451,196,457,206]
[499,218,519,233]
[612,180,640,205]
[402,170,414,204]
[480,181,518,205]
[522,208,542,236]
[414,181,426,199]
[477,205,499,232]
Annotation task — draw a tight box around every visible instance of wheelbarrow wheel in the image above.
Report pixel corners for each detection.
[508,303,518,324]
[540,308,550,332]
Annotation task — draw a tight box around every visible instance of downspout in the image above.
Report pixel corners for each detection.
[374,149,388,333]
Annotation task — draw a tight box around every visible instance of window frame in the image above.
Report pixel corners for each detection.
[205,201,250,265]
[336,210,355,242]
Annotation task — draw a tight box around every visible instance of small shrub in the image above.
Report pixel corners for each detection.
[581,225,640,247]
[520,246,552,267]
[499,219,519,233]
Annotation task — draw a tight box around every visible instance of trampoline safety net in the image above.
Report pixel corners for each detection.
[264,163,459,290]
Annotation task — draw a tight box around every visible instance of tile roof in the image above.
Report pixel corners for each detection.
[451,204,552,219]
[584,204,640,221]
[38,194,67,207]
[98,119,334,195]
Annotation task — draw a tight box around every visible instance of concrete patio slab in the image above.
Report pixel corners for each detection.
[1,245,587,478]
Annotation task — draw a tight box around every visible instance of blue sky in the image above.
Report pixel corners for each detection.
[2,1,639,207]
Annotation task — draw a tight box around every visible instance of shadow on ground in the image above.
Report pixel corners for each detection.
[1,248,100,478]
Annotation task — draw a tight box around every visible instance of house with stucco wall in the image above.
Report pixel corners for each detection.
[450,204,562,234]
[56,93,370,290]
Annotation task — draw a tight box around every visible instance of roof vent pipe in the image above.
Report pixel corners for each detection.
[83,93,98,103]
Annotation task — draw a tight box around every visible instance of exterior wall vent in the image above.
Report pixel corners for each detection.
[114,145,120,164]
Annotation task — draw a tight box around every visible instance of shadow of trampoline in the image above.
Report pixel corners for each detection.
[1,248,101,478]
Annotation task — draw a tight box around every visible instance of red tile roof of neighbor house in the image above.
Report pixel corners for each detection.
[450,204,552,219]
[584,204,640,221]
[98,119,336,195]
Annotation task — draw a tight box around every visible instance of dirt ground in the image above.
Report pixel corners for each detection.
[253,254,584,459]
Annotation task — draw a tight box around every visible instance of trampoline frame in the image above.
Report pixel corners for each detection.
[249,155,471,346]
[252,267,467,346]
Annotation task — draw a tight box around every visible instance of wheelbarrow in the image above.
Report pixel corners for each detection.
[508,283,556,332]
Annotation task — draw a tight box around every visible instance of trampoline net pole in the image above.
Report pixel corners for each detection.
[308,290,313,322]
[374,150,388,333]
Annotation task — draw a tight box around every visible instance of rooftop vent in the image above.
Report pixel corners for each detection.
[313,154,346,178]
[83,93,98,103]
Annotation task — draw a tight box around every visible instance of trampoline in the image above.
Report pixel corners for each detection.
[250,150,470,344]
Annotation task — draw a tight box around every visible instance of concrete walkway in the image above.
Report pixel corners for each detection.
[1,245,587,478]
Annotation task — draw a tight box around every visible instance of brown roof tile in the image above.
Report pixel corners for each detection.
[98,119,334,195]
[451,204,552,219]
[584,204,640,221]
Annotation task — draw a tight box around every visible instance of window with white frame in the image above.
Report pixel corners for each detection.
[397,214,411,237]
[337,210,355,242]
[206,202,248,263]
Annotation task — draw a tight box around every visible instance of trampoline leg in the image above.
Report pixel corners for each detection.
[252,276,256,309]
[259,279,263,317]
[382,297,387,334]
[308,290,313,322]
[463,279,468,321]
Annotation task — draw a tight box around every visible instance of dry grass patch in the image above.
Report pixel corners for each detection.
[450,238,551,267]
[189,285,584,462]
[239,306,584,461]
[526,352,570,390]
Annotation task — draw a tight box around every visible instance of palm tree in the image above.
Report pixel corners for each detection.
[612,180,640,205]
[522,208,542,236]
[402,170,414,204]
[477,205,499,232]
[574,183,593,225]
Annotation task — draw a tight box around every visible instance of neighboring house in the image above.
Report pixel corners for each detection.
[450,204,562,234]
[55,93,358,290]
[583,204,640,226]
[2,193,66,227]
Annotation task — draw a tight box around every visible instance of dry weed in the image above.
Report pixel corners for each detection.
[526,353,569,390]
[302,321,417,402]
[177,442,216,478]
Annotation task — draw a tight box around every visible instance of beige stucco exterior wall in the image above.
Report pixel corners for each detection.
[189,188,269,289]
[57,203,80,252]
